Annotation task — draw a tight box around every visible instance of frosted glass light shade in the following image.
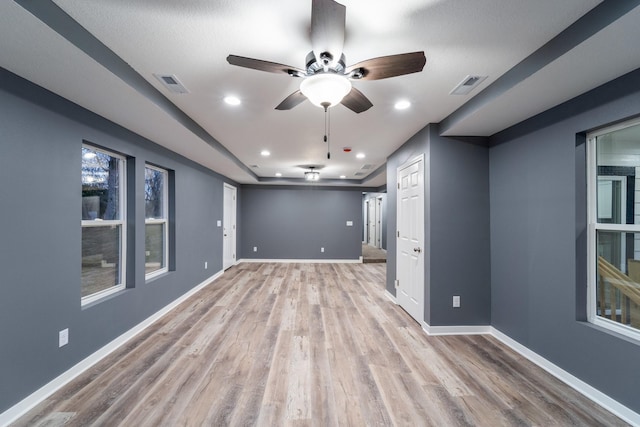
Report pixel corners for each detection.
[300,73,352,108]
[305,171,320,181]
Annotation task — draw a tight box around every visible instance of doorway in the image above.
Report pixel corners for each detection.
[223,183,236,270]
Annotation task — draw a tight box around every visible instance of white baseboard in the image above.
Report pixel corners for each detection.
[490,327,640,426]
[0,270,224,427]
[237,258,362,264]
[385,290,397,304]
[422,323,492,336]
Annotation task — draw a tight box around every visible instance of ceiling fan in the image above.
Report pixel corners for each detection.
[226,0,426,113]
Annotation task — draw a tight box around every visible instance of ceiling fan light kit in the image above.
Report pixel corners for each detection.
[305,169,320,181]
[299,73,352,108]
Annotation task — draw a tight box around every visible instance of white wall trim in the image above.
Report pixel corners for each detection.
[422,322,492,336]
[0,270,224,427]
[385,290,398,304]
[237,258,362,264]
[490,327,640,426]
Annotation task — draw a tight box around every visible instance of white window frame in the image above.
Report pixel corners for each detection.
[587,118,640,341]
[145,164,169,280]
[81,145,127,305]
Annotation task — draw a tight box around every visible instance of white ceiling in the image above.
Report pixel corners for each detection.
[1,0,638,187]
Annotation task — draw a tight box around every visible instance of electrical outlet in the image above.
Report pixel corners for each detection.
[253,246,257,252]
[453,295,460,308]
[59,328,69,347]
[204,261,208,269]
[321,247,325,253]
[346,221,353,226]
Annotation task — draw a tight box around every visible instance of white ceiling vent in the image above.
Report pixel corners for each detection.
[154,74,189,94]
[360,164,374,170]
[450,75,487,95]
[354,172,366,176]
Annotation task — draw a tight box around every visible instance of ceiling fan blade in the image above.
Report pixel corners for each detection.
[346,51,426,81]
[311,0,346,64]
[341,87,373,113]
[275,90,308,110]
[227,55,305,76]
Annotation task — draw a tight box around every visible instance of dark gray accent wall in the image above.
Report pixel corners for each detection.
[0,68,236,413]
[429,129,491,325]
[386,125,491,326]
[489,68,640,413]
[240,185,362,260]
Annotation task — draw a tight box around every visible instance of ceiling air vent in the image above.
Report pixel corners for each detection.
[449,75,487,95]
[154,73,189,94]
[360,164,374,170]
[354,172,366,176]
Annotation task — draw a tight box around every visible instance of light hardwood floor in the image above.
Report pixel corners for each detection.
[15,263,629,426]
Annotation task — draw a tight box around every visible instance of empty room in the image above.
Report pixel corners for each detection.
[2,1,640,425]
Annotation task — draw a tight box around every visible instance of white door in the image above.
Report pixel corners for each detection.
[368,199,376,246]
[396,155,425,324]
[375,197,382,248]
[223,184,236,270]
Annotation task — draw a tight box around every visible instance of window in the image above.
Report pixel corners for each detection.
[145,165,168,279]
[588,119,640,338]
[82,145,126,304]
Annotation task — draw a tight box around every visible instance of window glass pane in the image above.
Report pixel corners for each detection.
[596,231,640,331]
[145,223,165,274]
[596,125,640,225]
[82,147,121,221]
[82,225,121,297]
[145,167,165,219]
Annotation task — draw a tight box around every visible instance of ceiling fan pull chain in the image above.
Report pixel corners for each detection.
[323,104,331,159]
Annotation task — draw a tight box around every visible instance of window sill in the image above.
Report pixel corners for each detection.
[81,284,127,308]
[582,318,640,347]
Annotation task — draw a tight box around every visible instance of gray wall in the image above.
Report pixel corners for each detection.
[385,125,491,326]
[240,185,363,260]
[489,68,640,413]
[0,69,236,413]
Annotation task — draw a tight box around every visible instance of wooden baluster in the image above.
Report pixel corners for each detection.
[609,285,617,321]
[599,275,606,317]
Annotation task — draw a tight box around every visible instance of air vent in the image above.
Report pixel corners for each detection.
[450,75,487,95]
[250,164,259,168]
[360,164,374,170]
[354,172,366,176]
[154,73,189,94]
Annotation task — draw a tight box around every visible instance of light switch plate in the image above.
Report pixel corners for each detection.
[59,328,69,347]
[346,221,353,226]
[217,220,221,227]
[453,296,460,308]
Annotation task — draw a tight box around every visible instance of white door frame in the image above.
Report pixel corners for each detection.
[375,196,383,249]
[223,183,237,270]
[396,154,425,324]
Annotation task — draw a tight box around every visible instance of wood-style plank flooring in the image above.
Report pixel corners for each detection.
[15,263,629,426]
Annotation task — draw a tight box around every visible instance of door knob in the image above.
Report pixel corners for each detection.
[413,247,422,253]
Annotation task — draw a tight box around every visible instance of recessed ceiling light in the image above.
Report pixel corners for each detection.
[340,175,346,179]
[394,99,411,110]
[275,172,282,177]
[356,153,366,159]
[224,95,241,106]
[260,150,270,157]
